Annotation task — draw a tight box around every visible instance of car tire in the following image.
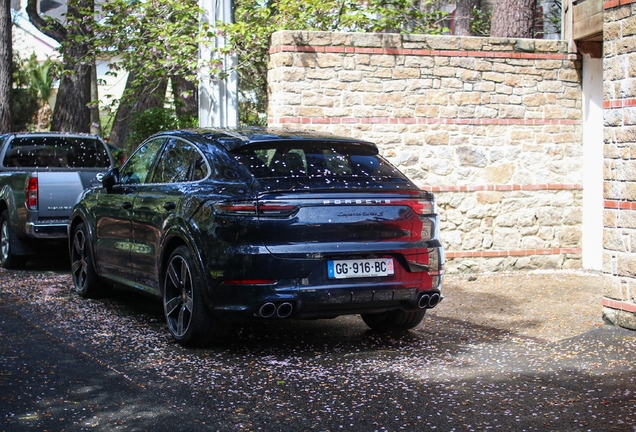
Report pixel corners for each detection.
[361,309,426,332]
[70,222,104,298]
[162,245,231,347]
[0,210,27,269]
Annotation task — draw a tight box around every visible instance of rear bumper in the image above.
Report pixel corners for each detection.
[209,275,443,321]
[25,221,68,239]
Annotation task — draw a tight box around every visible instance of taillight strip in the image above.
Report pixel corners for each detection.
[214,201,297,216]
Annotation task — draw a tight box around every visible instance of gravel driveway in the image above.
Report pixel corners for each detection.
[1,266,634,431]
[431,269,605,342]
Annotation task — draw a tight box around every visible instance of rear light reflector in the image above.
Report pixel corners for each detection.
[25,176,38,210]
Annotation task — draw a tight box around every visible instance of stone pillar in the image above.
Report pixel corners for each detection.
[601,1,636,330]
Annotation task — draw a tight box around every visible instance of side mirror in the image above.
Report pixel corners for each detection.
[101,167,120,193]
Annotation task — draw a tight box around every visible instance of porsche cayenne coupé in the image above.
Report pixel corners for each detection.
[69,129,444,346]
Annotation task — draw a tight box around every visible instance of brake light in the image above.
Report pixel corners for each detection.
[215,202,258,215]
[214,201,297,216]
[259,204,297,215]
[25,176,38,210]
[391,199,435,215]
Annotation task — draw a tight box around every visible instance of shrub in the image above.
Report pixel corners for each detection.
[125,106,196,152]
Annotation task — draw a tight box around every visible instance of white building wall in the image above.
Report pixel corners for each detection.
[581,54,604,271]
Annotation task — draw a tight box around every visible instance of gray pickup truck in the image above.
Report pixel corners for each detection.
[0,132,114,268]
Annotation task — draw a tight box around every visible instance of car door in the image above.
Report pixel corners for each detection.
[129,138,210,292]
[92,138,165,282]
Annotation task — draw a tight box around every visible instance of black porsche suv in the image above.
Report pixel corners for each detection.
[69,128,444,346]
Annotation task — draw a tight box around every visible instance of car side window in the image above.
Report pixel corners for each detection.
[120,139,165,185]
[149,138,210,184]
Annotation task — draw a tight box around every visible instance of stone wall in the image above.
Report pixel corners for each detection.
[602,0,636,330]
[268,30,583,273]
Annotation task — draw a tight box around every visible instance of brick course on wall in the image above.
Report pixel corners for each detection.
[602,0,636,330]
[268,30,583,273]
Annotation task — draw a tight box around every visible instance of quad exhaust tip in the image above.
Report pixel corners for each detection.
[277,302,293,318]
[258,301,294,319]
[418,292,441,309]
[259,302,277,318]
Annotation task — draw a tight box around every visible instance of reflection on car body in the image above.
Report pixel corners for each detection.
[68,128,445,347]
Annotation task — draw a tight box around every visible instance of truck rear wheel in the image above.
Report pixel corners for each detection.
[71,223,104,298]
[0,210,27,269]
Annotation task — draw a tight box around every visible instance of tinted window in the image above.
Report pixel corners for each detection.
[2,136,111,168]
[232,143,408,181]
[120,139,165,185]
[149,139,209,183]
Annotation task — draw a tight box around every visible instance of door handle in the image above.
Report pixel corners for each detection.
[163,202,176,211]
[121,202,133,210]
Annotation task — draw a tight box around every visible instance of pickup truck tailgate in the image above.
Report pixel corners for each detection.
[36,172,88,218]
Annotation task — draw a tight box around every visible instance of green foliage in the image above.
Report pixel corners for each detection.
[545,0,562,38]
[26,54,57,103]
[99,107,116,138]
[64,0,453,128]
[239,99,267,127]
[11,88,39,132]
[470,6,491,36]
[96,0,206,102]
[125,106,196,151]
[11,55,43,131]
[220,0,450,125]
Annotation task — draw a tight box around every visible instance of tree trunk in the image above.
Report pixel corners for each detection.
[171,75,198,124]
[490,0,535,38]
[90,64,101,135]
[50,58,92,132]
[0,0,12,133]
[454,0,480,36]
[27,0,94,132]
[109,70,167,149]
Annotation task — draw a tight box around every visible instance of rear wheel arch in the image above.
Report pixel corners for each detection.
[160,236,188,279]
[70,221,105,298]
[69,215,95,260]
[159,223,208,289]
[159,231,218,313]
[161,243,231,346]
[1,208,27,268]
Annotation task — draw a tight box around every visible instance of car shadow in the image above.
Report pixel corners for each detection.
[20,244,71,273]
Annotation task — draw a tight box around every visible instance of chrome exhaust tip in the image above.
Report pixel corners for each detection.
[276,302,293,318]
[418,294,430,309]
[259,302,277,318]
[428,293,441,308]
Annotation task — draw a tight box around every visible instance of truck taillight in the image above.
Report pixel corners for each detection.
[25,177,38,210]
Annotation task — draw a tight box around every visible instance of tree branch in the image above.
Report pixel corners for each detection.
[25,0,67,42]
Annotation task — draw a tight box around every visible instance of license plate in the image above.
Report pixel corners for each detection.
[327,258,394,279]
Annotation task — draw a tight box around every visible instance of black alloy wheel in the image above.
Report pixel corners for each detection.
[71,223,103,298]
[0,210,26,269]
[361,309,426,332]
[163,245,230,347]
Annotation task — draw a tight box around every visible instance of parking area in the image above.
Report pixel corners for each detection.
[1,266,635,431]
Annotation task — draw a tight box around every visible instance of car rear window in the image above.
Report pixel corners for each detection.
[232,142,408,182]
[2,136,111,168]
